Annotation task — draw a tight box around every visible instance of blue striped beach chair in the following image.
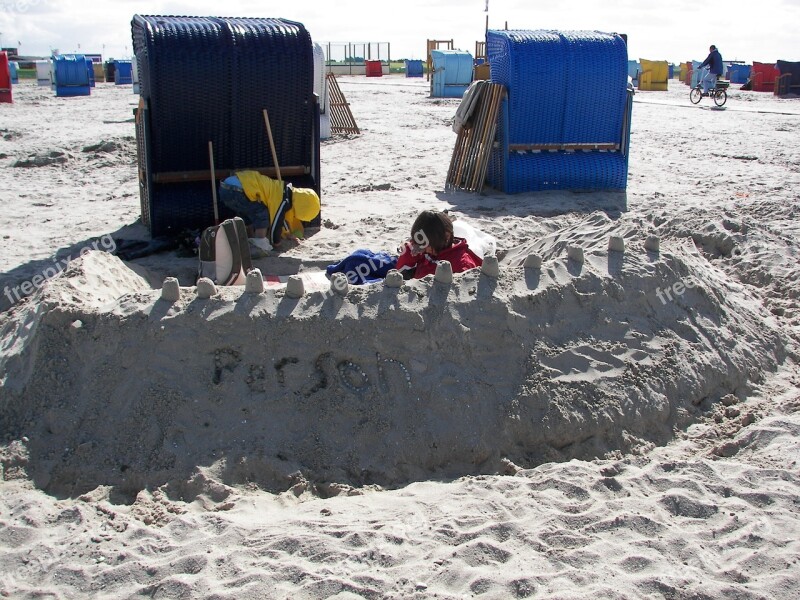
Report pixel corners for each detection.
[486,30,633,193]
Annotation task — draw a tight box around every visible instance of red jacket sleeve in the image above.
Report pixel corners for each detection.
[395,245,422,272]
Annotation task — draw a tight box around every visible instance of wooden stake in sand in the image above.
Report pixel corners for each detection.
[262,108,282,183]
[326,73,360,135]
[208,140,219,224]
[446,82,505,193]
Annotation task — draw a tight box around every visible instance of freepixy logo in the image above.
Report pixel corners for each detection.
[3,234,117,306]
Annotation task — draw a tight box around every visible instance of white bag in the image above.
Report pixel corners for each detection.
[453,220,496,258]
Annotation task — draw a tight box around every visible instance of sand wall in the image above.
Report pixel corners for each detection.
[0,244,787,500]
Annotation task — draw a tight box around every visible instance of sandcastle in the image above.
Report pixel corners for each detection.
[0,232,786,500]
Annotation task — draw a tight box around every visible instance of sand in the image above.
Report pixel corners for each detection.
[1,76,799,599]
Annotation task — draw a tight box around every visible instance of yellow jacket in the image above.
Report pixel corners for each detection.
[236,171,320,244]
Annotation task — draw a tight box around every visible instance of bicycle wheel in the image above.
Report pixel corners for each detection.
[713,88,727,107]
[690,87,702,104]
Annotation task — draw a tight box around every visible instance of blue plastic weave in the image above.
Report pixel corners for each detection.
[486,30,631,192]
[131,15,319,236]
[728,64,750,84]
[53,54,91,97]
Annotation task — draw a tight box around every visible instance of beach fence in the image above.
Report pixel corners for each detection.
[52,54,91,97]
[321,42,391,76]
[430,49,473,98]
[486,29,633,193]
[0,52,12,104]
[132,15,321,237]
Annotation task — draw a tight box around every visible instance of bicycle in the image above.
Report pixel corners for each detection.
[690,67,729,107]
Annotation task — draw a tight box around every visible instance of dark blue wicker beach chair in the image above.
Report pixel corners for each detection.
[486,30,633,193]
[132,15,320,237]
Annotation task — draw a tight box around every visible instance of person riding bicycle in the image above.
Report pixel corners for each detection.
[699,45,723,96]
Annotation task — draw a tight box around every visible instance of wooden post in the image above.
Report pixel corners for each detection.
[262,108,282,182]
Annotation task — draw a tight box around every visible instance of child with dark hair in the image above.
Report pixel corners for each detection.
[395,210,483,279]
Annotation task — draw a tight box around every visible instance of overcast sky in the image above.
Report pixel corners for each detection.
[1,0,798,64]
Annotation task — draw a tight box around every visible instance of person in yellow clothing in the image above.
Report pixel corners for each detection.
[218,170,321,256]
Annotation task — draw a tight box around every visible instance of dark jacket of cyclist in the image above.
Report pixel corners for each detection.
[700,46,723,76]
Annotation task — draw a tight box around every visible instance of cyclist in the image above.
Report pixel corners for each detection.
[699,45,723,96]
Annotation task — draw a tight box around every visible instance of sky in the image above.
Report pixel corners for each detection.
[1,0,798,65]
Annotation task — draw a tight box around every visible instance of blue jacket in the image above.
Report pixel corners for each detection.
[326,249,398,284]
[700,49,723,75]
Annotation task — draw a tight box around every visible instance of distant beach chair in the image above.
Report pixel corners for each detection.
[638,59,669,91]
[365,60,383,77]
[485,29,633,193]
[114,60,133,85]
[0,52,11,104]
[430,49,472,98]
[104,60,115,83]
[52,54,91,97]
[750,61,779,92]
[35,60,51,86]
[689,61,703,88]
[405,59,424,78]
[627,60,640,86]
[727,64,750,84]
[775,60,800,96]
[86,57,95,88]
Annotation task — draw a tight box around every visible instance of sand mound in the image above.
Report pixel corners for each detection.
[0,234,787,500]
[13,149,73,168]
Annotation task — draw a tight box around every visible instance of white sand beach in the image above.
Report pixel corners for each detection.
[1,75,799,599]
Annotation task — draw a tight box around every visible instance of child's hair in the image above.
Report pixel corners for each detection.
[411,210,454,253]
